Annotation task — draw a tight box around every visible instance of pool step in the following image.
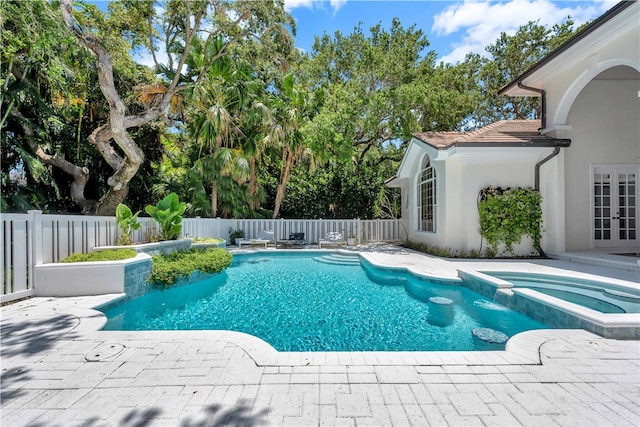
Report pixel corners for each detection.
[314,253,361,266]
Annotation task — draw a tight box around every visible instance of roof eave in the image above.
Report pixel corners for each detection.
[455,139,572,148]
[411,137,572,150]
[498,1,635,96]
[411,134,457,150]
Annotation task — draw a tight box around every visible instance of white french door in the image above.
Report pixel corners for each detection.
[592,165,639,248]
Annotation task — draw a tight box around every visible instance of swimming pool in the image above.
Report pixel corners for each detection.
[99,252,551,351]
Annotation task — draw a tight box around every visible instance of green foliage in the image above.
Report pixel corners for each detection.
[115,203,141,245]
[1,0,95,212]
[275,156,400,219]
[304,18,476,165]
[228,228,245,245]
[148,248,232,288]
[145,193,186,240]
[62,249,137,263]
[478,187,543,257]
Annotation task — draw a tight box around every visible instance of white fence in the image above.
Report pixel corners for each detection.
[1,212,402,303]
[232,218,403,243]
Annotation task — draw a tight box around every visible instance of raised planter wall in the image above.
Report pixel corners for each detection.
[34,253,152,297]
[191,241,226,250]
[32,239,227,298]
[94,238,193,256]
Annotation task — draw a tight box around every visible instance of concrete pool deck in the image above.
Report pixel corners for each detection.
[1,247,639,426]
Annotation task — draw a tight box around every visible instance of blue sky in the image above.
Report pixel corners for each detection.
[91,0,617,65]
[285,0,616,63]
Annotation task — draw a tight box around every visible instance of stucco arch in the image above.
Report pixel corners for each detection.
[553,60,640,126]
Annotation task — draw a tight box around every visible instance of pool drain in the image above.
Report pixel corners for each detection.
[85,343,125,361]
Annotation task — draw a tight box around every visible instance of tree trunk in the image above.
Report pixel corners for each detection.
[211,180,218,218]
[249,157,257,211]
[272,147,292,219]
[10,107,96,213]
[60,0,174,215]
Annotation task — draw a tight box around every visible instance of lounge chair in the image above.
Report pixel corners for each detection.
[318,231,347,248]
[237,230,275,248]
[276,232,305,249]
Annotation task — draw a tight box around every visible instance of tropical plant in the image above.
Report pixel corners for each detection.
[115,203,141,245]
[228,228,245,245]
[264,73,325,218]
[145,193,186,241]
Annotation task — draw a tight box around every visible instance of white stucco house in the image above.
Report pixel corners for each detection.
[388,1,639,255]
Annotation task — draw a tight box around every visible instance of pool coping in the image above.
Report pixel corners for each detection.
[67,298,562,367]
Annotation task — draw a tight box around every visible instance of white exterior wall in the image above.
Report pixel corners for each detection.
[447,150,550,254]
[511,2,639,252]
[563,78,640,250]
[396,1,640,254]
[538,152,565,253]
[547,26,639,129]
[404,146,557,255]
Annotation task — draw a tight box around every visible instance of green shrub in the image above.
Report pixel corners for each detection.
[478,186,543,257]
[148,248,232,288]
[62,249,137,263]
[145,193,186,241]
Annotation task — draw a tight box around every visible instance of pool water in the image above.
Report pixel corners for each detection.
[100,252,551,351]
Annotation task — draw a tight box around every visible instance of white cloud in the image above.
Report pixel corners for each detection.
[329,0,347,14]
[433,0,614,64]
[284,0,314,11]
[284,0,346,15]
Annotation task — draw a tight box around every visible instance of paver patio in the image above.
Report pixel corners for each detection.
[1,249,639,426]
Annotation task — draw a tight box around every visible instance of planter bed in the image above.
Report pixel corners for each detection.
[34,253,152,297]
[94,238,193,256]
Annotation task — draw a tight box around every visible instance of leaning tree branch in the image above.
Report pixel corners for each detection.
[10,106,96,213]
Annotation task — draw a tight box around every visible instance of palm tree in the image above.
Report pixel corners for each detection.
[239,99,272,213]
[186,56,252,217]
[266,73,324,219]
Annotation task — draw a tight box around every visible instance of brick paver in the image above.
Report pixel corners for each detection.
[2,246,640,427]
[1,295,638,426]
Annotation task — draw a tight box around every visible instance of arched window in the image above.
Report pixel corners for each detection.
[417,155,436,232]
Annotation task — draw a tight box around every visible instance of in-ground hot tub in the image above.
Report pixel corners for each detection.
[458,269,640,339]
